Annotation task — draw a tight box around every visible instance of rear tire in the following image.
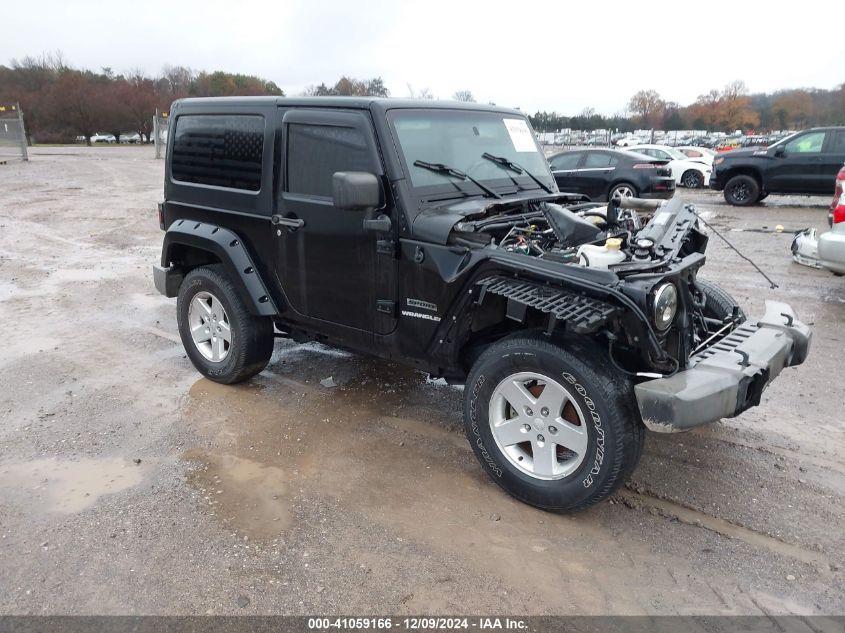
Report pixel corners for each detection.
[608,182,638,201]
[723,174,760,206]
[177,264,274,384]
[463,334,644,513]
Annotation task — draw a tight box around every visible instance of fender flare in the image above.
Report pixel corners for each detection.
[161,219,278,316]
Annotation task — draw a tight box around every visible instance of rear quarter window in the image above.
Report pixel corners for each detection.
[171,114,265,191]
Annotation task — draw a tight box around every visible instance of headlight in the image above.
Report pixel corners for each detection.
[653,283,678,331]
[713,156,725,165]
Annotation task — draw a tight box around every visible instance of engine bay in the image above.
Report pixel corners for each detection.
[452,196,708,274]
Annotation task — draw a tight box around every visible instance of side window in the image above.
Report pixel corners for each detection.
[549,153,580,170]
[583,153,618,168]
[171,114,264,191]
[286,124,374,197]
[785,131,826,154]
[828,131,845,154]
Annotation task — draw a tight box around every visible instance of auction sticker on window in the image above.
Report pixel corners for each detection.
[503,118,536,152]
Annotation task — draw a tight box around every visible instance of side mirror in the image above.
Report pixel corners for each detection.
[332,171,382,210]
[774,146,786,158]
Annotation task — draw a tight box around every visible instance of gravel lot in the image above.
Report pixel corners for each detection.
[0,146,843,615]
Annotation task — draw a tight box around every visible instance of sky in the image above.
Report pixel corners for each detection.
[3,0,843,115]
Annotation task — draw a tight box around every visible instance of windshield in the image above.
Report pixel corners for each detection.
[388,109,554,194]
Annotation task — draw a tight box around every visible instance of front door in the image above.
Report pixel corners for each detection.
[768,130,827,193]
[274,109,387,335]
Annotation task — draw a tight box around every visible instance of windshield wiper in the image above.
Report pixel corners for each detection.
[481,152,553,194]
[413,160,501,199]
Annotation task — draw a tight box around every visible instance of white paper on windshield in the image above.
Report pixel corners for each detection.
[503,118,536,152]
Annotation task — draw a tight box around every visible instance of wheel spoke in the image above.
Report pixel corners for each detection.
[191,322,212,344]
[498,379,537,411]
[535,381,569,418]
[531,439,557,478]
[493,417,531,447]
[210,297,223,320]
[211,335,225,361]
[552,419,588,456]
[218,319,231,343]
[192,296,212,317]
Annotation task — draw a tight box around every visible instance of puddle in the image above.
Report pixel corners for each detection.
[0,457,146,513]
[183,451,297,539]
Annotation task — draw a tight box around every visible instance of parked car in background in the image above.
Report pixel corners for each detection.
[615,136,643,147]
[90,133,116,144]
[676,146,717,165]
[711,127,845,205]
[792,167,845,274]
[548,148,675,201]
[120,132,142,144]
[739,135,769,148]
[819,189,845,275]
[713,138,742,152]
[623,144,712,188]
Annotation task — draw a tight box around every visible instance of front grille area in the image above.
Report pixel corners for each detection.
[479,276,617,334]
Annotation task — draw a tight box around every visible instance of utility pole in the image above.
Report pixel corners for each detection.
[17,103,28,162]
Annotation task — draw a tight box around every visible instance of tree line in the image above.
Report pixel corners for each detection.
[3,54,843,143]
[530,80,845,134]
[0,53,287,144]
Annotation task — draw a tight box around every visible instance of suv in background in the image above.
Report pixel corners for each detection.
[153,97,810,514]
[710,127,845,205]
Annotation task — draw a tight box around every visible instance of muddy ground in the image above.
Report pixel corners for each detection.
[0,146,843,615]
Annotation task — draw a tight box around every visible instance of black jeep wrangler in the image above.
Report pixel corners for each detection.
[154,97,811,512]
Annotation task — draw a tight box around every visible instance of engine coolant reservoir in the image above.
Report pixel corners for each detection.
[577,238,626,268]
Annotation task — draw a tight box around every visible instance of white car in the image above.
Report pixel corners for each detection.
[90,133,116,144]
[819,193,845,274]
[792,168,845,275]
[119,132,142,144]
[615,137,644,147]
[623,144,712,188]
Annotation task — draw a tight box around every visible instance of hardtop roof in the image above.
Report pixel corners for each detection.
[171,96,524,117]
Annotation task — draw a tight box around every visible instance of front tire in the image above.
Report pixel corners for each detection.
[177,265,274,384]
[463,334,644,513]
[723,174,760,206]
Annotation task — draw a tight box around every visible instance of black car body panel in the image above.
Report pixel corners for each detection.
[548,148,675,201]
[710,127,845,195]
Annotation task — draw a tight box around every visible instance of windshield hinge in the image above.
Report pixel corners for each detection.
[376,239,397,256]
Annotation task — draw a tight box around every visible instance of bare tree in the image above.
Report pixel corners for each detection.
[452,90,475,102]
[628,89,666,128]
[407,84,435,100]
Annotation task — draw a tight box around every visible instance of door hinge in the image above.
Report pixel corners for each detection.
[376,300,395,315]
[376,239,396,256]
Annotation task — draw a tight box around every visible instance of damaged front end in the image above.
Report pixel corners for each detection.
[433,194,812,432]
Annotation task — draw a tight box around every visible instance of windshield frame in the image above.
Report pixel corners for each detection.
[385,107,556,201]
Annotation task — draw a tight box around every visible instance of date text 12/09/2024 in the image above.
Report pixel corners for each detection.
[307,618,528,630]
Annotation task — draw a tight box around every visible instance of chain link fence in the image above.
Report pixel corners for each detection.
[0,104,28,162]
[153,109,169,159]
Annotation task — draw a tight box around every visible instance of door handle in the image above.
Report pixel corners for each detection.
[271,214,305,230]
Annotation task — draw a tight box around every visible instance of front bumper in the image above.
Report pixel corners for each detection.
[709,171,724,191]
[634,301,811,433]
